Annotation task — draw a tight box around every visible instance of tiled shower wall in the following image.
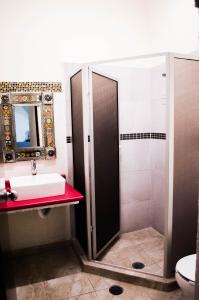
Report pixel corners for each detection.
[95,62,166,235]
[119,67,152,233]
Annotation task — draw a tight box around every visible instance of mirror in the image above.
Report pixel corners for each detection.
[0,92,56,163]
[14,105,43,148]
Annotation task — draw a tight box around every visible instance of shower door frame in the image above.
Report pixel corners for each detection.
[68,65,93,260]
[88,66,121,259]
[69,64,121,260]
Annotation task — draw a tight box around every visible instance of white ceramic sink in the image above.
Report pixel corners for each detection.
[9,173,65,201]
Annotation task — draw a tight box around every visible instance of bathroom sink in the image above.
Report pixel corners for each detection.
[9,173,65,201]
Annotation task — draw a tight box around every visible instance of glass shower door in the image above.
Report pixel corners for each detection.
[90,71,120,258]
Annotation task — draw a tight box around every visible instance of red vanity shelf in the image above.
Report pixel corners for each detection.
[0,183,83,213]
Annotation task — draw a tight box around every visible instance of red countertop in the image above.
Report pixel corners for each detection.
[0,183,83,212]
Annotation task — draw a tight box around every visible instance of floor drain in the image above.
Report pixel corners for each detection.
[109,285,124,295]
[132,261,145,269]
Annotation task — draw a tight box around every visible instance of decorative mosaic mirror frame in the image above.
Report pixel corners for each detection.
[0,92,56,163]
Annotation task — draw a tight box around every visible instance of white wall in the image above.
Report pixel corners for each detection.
[1,0,198,78]
[0,0,199,250]
[145,0,199,53]
[0,0,151,81]
[0,0,151,251]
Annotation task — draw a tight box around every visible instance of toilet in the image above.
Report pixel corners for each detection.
[175,254,196,299]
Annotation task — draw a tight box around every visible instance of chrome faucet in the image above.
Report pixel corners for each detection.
[31,159,37,176]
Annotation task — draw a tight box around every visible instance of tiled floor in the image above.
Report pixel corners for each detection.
[5,243,190,300]
[99,227,164,276]
[14,274,189,300]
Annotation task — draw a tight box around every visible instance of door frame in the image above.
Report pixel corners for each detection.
[69,66,92,260]
[165,53,199,277]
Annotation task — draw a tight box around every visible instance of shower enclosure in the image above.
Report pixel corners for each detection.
[67,53,199,278]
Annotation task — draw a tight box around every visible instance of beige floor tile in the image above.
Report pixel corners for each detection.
[6,237,183,300]
[16,282,47,300]
[138,263,163,277]
[95,281,187,300]
[87,273,123,291]
[87,274,164,300]
[143,287,190,300]
[96,285,149,300]
[124,227,160,240]
[139,236,164,252]
[105,237,140,252]
[45,273,94,300]
[99,227,164,276]
[68,291,98,300]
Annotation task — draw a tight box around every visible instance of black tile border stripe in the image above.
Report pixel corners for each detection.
[151,132,166,140]
[66,136,90,143]
[67,132,166,144]
[120,132,166,140]
[66,136,72,143]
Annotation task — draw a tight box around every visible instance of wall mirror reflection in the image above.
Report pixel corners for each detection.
[0,92,56,163]
[14,104,43,148]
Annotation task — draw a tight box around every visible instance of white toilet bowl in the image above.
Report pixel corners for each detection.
[175,254,196,299]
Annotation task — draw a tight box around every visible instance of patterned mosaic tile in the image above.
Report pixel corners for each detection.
[0,82,62,93]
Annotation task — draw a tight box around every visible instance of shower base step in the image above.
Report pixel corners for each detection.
[72,239,177,292]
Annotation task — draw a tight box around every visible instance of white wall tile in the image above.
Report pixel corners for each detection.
[119,101,151,133]
[118,66,151,133]
[151,100,167,132]
[151,170,165,234]
[150,140,166,171]
[104,62,167,234]
[120,140,151,172]
[120,200,152,233]
[120,170,152,204]
[150,64,167,100]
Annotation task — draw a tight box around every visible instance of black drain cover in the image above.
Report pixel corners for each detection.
[132,262,145,269]
[109,285,124,295]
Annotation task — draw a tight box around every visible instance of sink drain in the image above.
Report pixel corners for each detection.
[132,261,145,269]
[109,285,124,295]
